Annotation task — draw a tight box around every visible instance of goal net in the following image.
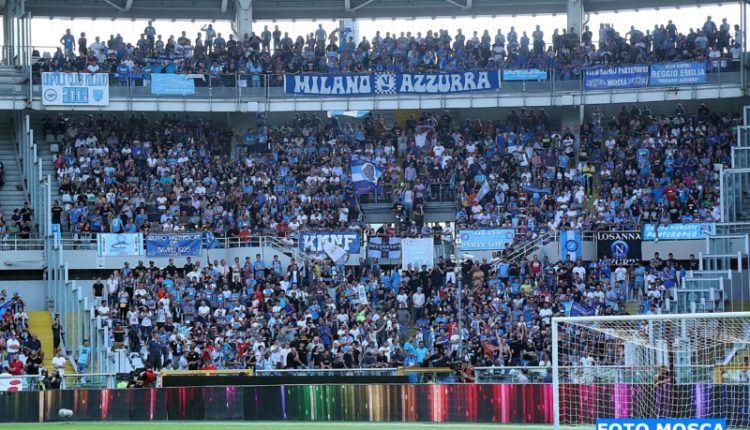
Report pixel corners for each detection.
[551,312,750,429]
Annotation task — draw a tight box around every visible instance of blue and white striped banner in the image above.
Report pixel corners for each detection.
[559,230,582,261]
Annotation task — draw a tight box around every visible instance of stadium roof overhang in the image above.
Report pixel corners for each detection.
[23,0,729,21]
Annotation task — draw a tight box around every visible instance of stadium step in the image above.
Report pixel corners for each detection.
[27,311,75,375]
[624,302,641,315]
[0,135,29,215]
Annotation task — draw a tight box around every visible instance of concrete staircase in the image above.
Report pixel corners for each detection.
[27,311,75,374]
[623,302,640,315]
[0,65,28,97]
[27,116,62,229]
[0,127,28,218]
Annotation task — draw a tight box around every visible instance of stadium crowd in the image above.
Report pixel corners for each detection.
[32,103,725,379]
[456,103,733,237]
[0,290,46,376]
[31,16,742,81]
[44,102,736,243]
[91,246,689,377]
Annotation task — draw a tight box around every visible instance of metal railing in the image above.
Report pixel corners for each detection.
[25,65,742,105]
[358,182,456,204]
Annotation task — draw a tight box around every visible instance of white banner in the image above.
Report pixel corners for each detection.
[97,233,143,257]
[42,72,110,106]
[401,238,434,270]
[0,377,23,391]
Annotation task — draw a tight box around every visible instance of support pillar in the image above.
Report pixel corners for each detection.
[338,19,360,46]
[566,0,583,39]
[2,0,28,67]
[235,0,253,40]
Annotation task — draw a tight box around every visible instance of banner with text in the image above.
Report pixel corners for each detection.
[97,233,143,257]
[145,233,202,257]
[502,69,548,81]
[367,237,402,259]
[596,419,726,430]
[649,61,707,86]
[285,71,501,96]
[42,72,110,106]
[643,223,716,241]
[458,229,516,251]
[150,73,196,95]
[596,231,642,264]
[401,238,435,270]
[299,231,361,256]
[584,65,649,90]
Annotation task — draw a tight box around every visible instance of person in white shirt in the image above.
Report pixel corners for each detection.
[572,262,586,279]
[412,287,426,318]
[97,300,111,327]
[198,301,211,320]
[106,273,119,306]
[52,350,67,378]
[6,335,20,359]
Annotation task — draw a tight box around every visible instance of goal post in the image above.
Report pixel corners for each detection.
[551,312,750,430]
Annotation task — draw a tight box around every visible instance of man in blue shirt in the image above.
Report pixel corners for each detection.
[76,339,91,373]
[60,29,75,56]
[253,254,266,279]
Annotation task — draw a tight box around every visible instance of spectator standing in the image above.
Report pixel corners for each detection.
[60,29,75,56]
[75,339,91,374]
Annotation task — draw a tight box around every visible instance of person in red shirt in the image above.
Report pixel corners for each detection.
[239,225,251,245]
[132,366,157,388]
[8,357,24,375]
[529,255,543,278]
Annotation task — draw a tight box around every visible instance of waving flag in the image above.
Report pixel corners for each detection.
[476,181,492,203]
[570,301,595,317]
[351,158,384,195]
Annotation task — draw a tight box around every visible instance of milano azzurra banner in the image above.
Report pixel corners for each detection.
[42,72,110,106]
[285,71,501,96]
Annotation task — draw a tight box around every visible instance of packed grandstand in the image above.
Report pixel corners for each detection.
[0,0,749,427]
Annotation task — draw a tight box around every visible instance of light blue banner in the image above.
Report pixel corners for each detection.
[650,61,707,86]
[285,71,501,96]
[299,231,361,254]
[458,229,515,251]
[97,233,143,257]
[502,69,548,81]
[596,419,726,430]
[559,230,582,261]
[643,223,716,241]
[584,65,649,90]
[150,74,196,95]
[146,233,202,257]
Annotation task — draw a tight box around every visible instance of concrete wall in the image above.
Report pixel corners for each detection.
[1,280,46,310]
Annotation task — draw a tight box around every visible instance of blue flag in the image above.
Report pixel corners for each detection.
[570,301,595,317]
[351,158,384,195]
[0,300,12,317]
[203,232,221,250]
